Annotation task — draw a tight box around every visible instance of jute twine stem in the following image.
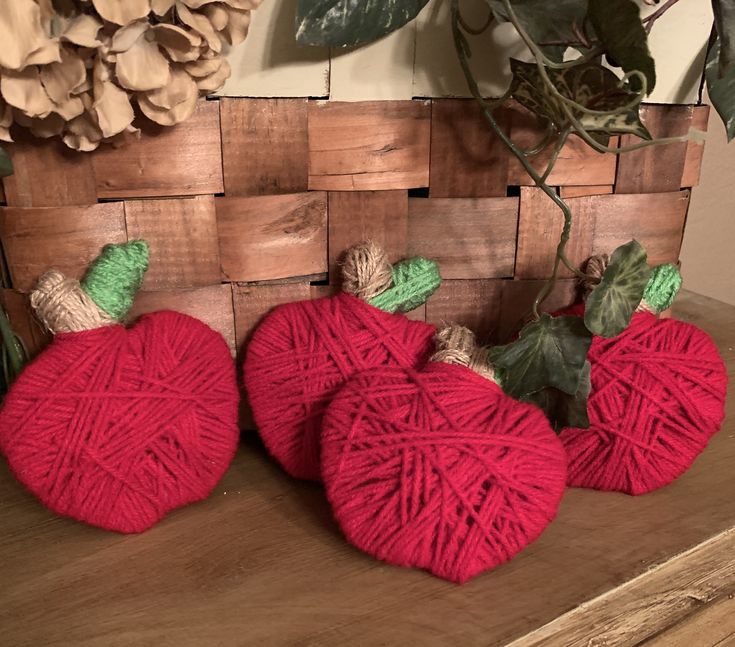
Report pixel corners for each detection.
[431,324,495,381]
[31,270,116,334]
[341,241,394,302]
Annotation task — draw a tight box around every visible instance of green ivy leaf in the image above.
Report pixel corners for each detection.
[488,314,592,399]
[510,59,652,139]
[588,0,656,93]
[0,146,12,178]
[295,0,430,47]
[584,240,651,338]
[712,0,735,76]
[488,0,591,62]
[706,36,735,142]
[523,361,591,432]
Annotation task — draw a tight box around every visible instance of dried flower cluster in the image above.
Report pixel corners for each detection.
[0,0,261,151]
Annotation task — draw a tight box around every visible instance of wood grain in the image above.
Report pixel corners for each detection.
[308,100,431,191]
[515,187,594,280]
[407,197,518,279]
[216,192,327,282]
[508,108,618,186]
[124,195,221,290]
[588,191,689,264]
[681,104,711,188]
[327,190,408,282]
[220,98,309,196]
[559,185,614,198]
[510,530,735,647]
[129,284,236,355]
[425,279,503,345]
[1,135,97,207]
[0,290,733,647]
[429,99,510,197]
[232,281,312,352]
[0,203,127,292]
[92,100,224,199]
[616,105,693,194]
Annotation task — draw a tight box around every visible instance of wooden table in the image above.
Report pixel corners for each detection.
[1,290,734,647]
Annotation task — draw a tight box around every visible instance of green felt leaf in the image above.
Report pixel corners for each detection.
[523,361,591,432]
[0,146,13,178]
[588,0,656,93]
[295,0,430,47]
[368,256,441,314]
[584,240,651,338]
[712,0,735,76]
[509,59,652,140]
[488,0,591,62]
[488,314,592,398]
[706,36,735,142]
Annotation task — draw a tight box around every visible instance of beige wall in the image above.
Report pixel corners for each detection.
[680,96,735,306]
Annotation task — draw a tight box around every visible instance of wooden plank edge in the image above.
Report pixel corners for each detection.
[506,528,735,647]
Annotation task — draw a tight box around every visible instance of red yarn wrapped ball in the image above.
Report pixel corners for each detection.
[321,362,567,584]
[560,310,727,495]
[0,311,240,533]
[244,292,435,481]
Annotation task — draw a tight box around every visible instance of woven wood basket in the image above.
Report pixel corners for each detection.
[0,97,708,427]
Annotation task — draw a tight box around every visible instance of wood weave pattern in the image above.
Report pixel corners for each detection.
[0,98,707,425]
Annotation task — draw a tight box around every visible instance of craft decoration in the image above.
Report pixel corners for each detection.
[0,241,240,533]
[0,0,262,150]
[560,261,728,495]
[321,325,567,584]
[244,241,442,481]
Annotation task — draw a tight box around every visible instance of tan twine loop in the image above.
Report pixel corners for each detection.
[431,325,495,381]
[341,241,394,302]
[30,270,116,334]
[582,253,654,313]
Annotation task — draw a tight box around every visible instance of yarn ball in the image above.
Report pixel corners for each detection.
[321,362,567,584]
[560,310,728,494]
[0,311,240,533]
[244,292,436,481]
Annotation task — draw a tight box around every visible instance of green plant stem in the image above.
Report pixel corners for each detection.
[500,0,691,155]
[540,128,571,183]
[450,0,585,318]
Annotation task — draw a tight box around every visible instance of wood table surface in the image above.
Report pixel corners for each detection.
[1,290,734,647]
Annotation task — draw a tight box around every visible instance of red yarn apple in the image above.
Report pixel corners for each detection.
[0,241,240,533]
[559,263,728,495]
[321,326,567,584]
[244,242,441,481]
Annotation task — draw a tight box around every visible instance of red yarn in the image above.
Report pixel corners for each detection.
[560,310,728,494]
[321,362,567,584]
[0,311,240,533]
[244,292,435,481]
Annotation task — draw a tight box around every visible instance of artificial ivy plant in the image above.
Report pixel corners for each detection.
[294,0,733,429]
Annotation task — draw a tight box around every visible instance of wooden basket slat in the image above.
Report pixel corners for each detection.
[507,108,618,186]
[429,100,511,198]
[681,105,710,188]
[0,203,127,292]
[0,289,50,359]
[616,105,693,194]
[220,98,309,196]
[129,285,237,355]
[91,101,224,199]
[125,195,221,290]
[217,192,327,282]
[307,101,431,191]
[2,136,97,208]
[327,190,409,281]
[407,197,518,279]
[515,187,596,280]
[588,191,690,265]
[560,185,614,198]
